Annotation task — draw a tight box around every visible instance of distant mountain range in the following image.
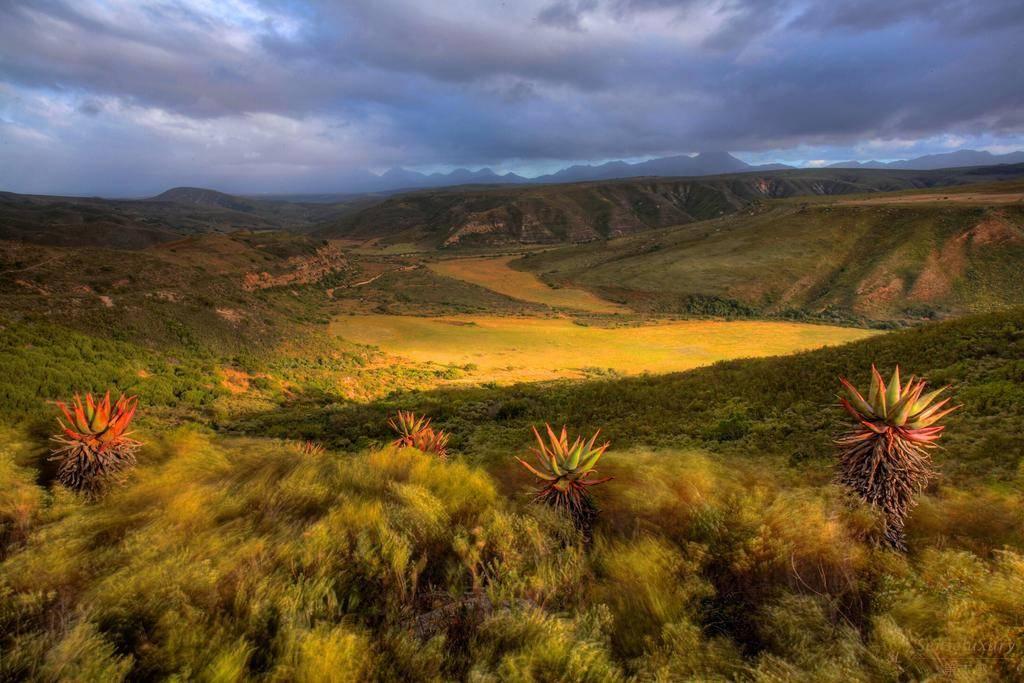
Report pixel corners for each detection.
[827,149,1024,170]
[324,149,1024,195]
[526,151,792,184]
[321,152,789,194]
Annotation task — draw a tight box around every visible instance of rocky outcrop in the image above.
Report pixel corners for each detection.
[243,244,350,290]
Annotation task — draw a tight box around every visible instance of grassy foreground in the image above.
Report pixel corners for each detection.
[1,308,1023,679]
[2,437,1021,680]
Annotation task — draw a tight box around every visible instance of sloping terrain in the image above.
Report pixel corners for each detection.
[516,181,1024,322]
[0,189,377,249]
[249,307,1024,481]
[150,186,266,212]
[0,232,360,351]
[317,164,1024,248]
[0,229,547,355]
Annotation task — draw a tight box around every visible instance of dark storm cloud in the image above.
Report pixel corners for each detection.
[792,0,1024,33]
[0,0,1022,194]
[536,0,599,31]
[77,99,104,116]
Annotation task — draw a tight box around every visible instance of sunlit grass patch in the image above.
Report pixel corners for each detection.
[330,314,879,384]
[428,255,628,313]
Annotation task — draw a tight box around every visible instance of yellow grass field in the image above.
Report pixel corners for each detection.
[428,255,628,313]
[331,314,880,383]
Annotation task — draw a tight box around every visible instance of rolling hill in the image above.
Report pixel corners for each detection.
[150,187,265,212]
[515,180,1024,322]
[316,164,1024,248]
[0,189,379,249]
[0,231,360,351]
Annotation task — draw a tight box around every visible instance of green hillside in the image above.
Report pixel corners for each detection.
[517,185,1024,323]
[0,230,545,357]
[317,165,1024,248]
[0,190,376,249]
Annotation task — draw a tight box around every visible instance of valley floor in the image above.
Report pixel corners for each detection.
[330,313,878,383]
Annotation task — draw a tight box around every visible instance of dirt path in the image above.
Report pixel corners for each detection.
[0,255,62,274]
[350,272,386,287]
[349,264,419,287]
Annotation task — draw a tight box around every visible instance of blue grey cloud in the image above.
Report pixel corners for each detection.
[0,0,1021,195]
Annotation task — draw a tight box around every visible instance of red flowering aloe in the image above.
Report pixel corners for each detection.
[51,392,141,495]
[836,366,958,550]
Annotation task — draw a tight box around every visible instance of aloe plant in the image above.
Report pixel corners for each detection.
[836,365,958,550]
[517,424,611,535]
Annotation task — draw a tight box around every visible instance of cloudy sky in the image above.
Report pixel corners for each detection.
[1,0,1022,195]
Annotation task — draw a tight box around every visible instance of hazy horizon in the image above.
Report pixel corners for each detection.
[10,148,1024,201]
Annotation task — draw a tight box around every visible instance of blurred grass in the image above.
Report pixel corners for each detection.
[1,433,1021,680]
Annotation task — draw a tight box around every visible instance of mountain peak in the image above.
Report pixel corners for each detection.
[693,151,740,161]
